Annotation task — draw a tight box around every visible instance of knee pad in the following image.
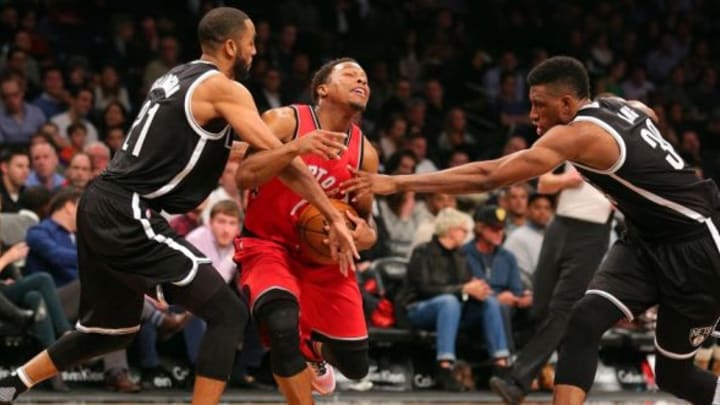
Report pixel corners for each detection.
[322,339,369,379]
[48,331,137,370]
[256,294,305,377]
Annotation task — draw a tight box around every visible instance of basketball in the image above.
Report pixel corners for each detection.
[296,199,358,265]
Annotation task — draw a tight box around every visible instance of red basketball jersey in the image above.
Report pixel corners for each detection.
[243,104,365,252]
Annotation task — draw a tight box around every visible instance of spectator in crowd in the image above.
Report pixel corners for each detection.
[378,115,408,160]
[84,141,111,178]
[503,193,554,287]
[170,200,206,238]
[411,192,472,249]
[621,65,655,102]
[59,122,87,165]
[32,66,67,119]
[406,134,438,174]
[0,148,30,213]
[0,241,72,392]
[2,48,39,96]
[63,152,93,189]
[254,68,286,113]
[496,72,532,131]
[376,150,427,257]
[437,108,476,158]
[142,35,180,94]
[400,208,503,391]
[463,206,531,354]
[94,64,131,114]
[0,186,49,246]
[201,160,243,226]
[501,183,531,234]
[501,135,528,157]
[100,101,129,134]
[26,142,64,191]
[50,86,98,145]
[0,74,46,145]
[104,126,126,156]
[381,78,413,122]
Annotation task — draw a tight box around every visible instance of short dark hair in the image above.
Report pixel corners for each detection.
[198,7,250,50]
[48,187,83,214]
[526,56,590,99]
[68,122,87,135]
[0,148,29,165]
[384,149,417,174]
[18,186,51,217]
[210,199,241,220]
[309,57,358,104]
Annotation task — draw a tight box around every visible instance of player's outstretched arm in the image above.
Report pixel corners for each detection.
[343,126,577,198]
[235,107,348,189]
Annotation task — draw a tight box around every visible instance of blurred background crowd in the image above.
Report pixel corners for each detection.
[1,0,719,394]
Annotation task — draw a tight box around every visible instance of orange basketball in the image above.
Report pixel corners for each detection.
[296,199,358,265]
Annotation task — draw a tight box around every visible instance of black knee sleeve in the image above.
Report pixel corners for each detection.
[555,295,624,392]
[193,285,249,381]
[655,356,716,404]
[48,331,136,370]
[256,295,305,377]
[322,339,369,379]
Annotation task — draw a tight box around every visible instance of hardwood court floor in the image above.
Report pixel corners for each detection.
[14,388,683,404]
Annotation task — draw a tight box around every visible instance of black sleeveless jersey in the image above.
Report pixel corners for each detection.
[103,61,232,213]
[571,97,720,241]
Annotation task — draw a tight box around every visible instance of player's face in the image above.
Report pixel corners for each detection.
[230,19,257,80]
[210,212,240,247]
[322,62,370,111]
[529,85,565,136]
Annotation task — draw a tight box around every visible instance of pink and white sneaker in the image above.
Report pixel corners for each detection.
[308,360,336,395]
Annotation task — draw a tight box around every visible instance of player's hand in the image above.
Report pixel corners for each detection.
[345,210,376,251]
[564,169,584,188]
[326,217,359,276]
[342,166,398,201]
[291,129,347,160]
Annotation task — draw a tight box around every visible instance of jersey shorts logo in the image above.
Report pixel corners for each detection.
[689,325,713,346]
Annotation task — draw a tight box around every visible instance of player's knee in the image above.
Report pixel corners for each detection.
[197,286,248,335]
[566,295,608,343]
[48,331,138,370]
[256,296,305,377]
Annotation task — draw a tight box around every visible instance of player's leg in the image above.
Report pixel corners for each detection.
[299,267,369,393]
[551,240,656,405]
[162,265,248,405]
[652,304,719,405]
[236,237,311,405]
[0,269,143,404]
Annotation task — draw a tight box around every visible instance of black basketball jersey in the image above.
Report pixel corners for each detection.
[103,61,232,213]
[572,97,720,241]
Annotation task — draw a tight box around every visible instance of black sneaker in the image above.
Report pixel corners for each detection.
[489,376,525,405]
[435,367,464,392]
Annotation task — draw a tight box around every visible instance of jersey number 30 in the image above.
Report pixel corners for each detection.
[639,118,684,170]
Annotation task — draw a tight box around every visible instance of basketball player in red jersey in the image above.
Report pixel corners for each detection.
[234,58,378,405]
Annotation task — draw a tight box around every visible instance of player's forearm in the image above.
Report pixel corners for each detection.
[394,161,500,194]
[279,158,343,222]
[235,143,300,189]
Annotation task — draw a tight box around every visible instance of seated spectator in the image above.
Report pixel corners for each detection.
[32,66,67,120]
[50,86,98,145]
[0,242,72,392]
[399,208,508,391]
[406,134,438,174]
[500,183,531,234]
[411,193,472,250]
[63,152,93,189]
[104,126,125,156]
[169,200,206,237]
[84,141,110,178]
[0,148,30,213]
[0,186,49,246]
[463,206,532,352]
[201,160,244,226]
[26,142,64,191]
[0,74,46,146]
[59,122,87,165]
[503,193,554,287]
[376,150,429,257]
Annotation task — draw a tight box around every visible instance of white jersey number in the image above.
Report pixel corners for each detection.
[639,118,684,170]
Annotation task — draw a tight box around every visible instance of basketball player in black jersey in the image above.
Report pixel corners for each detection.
[0,7,358,405]
[343,56,720,405]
